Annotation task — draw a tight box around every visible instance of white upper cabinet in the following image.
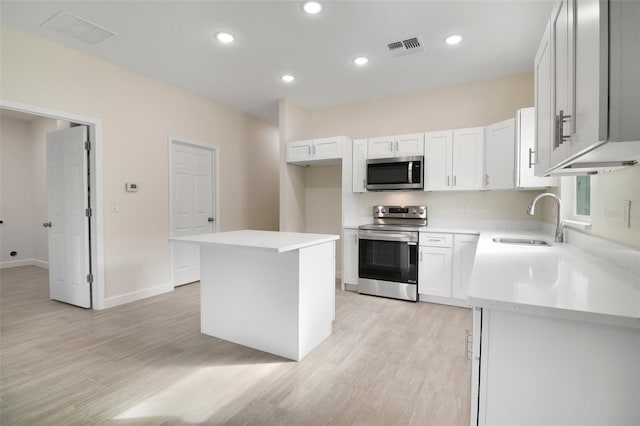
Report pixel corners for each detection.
[352,139,368,193]
[484,118,516,190]
[395,133,425,157]
[425,128,484,191]
[452,127,485,191]
[517,108,558,189]
[424,130,453,191]
[534,20,554,176]
[535,0,640,175]
[286,136,345,166]
[367,133,424,159]
[286,139,313,163]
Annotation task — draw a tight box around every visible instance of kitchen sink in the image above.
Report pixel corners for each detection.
[492,237,550,246]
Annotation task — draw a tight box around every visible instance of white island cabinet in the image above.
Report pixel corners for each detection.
[170,230,339,361]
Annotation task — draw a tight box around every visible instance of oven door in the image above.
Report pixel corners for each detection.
[358,230,418,301]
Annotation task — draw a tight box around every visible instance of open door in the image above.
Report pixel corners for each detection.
[46,125,91,308]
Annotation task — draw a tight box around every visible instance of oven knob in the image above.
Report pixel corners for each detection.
[375,208,380,214]
[412,209,417,214]
[381,208,386,213]
[419,209,425,214]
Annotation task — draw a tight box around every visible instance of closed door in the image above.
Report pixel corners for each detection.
[286,140,312,162]
[395,133,425,157]
[367,136,395,159]
[313,137,343,160]
[352,139,368,193]
[417,246,452,298]
[534,22,553,176]
[171,141,215,286]
[46,126,91,308]
[452,234,479,300]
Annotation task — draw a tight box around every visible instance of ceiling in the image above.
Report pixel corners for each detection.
[0,1,555,124]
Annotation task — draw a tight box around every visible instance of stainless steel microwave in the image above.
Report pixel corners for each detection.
[366,156,424,191]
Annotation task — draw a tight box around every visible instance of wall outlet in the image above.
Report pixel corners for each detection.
[461,202,470,215]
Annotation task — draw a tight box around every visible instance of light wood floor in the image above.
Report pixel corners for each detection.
[0,266,471,425]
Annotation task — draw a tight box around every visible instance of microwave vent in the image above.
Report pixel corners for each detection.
[388,36,424,57]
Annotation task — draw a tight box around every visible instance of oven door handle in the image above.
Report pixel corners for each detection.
[358,231,417,243]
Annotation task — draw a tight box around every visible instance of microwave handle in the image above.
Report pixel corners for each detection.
[408,161,413,184]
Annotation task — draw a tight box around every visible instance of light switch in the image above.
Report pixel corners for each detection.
[111,201,120,212]
[125,183,138,192]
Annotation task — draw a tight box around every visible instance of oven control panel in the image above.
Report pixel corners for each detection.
[373,205,427,219]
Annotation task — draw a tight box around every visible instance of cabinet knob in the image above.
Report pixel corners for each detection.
[208,217,214,222]
[43,222,52,228]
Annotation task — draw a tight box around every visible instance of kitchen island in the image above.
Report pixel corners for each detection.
[170,230,339,361]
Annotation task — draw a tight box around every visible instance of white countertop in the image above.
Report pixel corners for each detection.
[468,230,640,328]
[170,230,339,253]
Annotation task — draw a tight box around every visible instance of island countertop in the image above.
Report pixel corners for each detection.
[170,230,339,253]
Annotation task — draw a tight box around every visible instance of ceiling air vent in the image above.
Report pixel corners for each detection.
[387,36,424,57]
[41,10,116,45]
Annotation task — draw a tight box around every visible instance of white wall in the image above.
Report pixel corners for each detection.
[1,26,280,304]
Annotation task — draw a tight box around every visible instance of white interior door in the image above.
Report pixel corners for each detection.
[46,126,91,308]
[171,141,215,286]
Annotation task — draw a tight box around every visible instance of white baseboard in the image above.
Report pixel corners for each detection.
[104,282,173,309]
[0,258,49,270]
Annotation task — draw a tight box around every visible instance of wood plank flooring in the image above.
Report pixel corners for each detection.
[0,266,471,425]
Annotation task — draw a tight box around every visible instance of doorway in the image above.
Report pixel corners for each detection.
[169,137,219,287]
[0,100,104,309]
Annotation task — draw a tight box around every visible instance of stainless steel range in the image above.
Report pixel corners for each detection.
[358,205,427,302]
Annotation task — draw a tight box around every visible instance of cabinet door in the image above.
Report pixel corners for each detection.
[517,108,558,188]
[485,118,515,190]
[352,139,368,193]
[313,136,343,160]
[395,133,425,157]
[569,0,608,157]
[418,246,452,298]
[549,0,574,168]
[452,234,479,300]
[424,130,453,191]
[342,229,359,286]
[286,140,313,163]
[534,21,554,177]
[367,136,395,159]
[452,127,485,191]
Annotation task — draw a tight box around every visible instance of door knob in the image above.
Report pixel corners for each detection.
[43,222,52,228]
[208,217,214,222]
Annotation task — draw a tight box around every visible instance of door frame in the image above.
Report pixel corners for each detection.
[1,99,105,309]
[168,136,220,287]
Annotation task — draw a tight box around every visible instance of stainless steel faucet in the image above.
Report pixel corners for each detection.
[527,193,564,243]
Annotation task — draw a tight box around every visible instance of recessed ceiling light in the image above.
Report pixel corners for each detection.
[353,56,369,66]
[216,32,234,44]
[303,2,322,14]
[281,74,295,83]
[445,35,463,45]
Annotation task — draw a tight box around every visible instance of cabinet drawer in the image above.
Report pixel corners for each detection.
[420,233,453,247]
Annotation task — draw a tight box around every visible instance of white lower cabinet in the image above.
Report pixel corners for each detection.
[452,234,479,300]
[342,228,359,287]
[418,246,453,298]
[418,232,478,306]
[418,233,453,298]
[472,308,640,426]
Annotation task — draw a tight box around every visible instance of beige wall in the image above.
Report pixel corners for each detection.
[0,116,34,264]
[1,26,279,302]
[280,73,544,246]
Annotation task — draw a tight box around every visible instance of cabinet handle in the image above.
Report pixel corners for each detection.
[354,234,358,245]
[308,146,312,155]
[427,238,442,242]
[555,109,572,149]
[395,141,398,152]
[447,176,450,187]
[453,175,457,186]
[528,148,536,168]
[420,250,423,262]
[485,174,489,186]
[312,145,316,155]
[465,329,473,361]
